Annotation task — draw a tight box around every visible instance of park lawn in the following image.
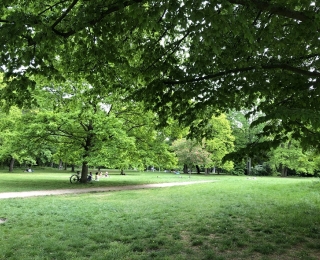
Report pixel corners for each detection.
[0,175,319,259]
[0,169,211,192]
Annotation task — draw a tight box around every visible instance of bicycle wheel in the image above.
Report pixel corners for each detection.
[70,174,80,184]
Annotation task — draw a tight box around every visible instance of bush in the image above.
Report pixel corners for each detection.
[230,165,245,176]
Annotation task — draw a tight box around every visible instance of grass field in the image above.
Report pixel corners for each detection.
[0,170,319,259]
[0,168,213,192]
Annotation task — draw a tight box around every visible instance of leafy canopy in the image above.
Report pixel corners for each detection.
[0,0,319,154]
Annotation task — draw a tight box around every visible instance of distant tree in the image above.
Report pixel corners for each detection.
[226,110,270,174]
[0,107,42,171]
[172,138,212,174]
[268,139,318,177]
[203,114,235,173]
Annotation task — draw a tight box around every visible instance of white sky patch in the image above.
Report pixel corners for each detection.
[100,103,111,113]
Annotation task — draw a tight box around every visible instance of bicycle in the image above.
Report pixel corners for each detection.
[70,171,81,184]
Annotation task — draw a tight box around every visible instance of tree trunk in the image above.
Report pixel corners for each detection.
[80,162,88,183]
[36,158,41,167]
[196,165,201,174]
[80,120,94,183]
[58,159,63,170]
[278,163,288,177]
[9,157,15,172]
[247,157,252,175]
[281,166,288,177]
[71,164,75,172]
[183,164,188,173]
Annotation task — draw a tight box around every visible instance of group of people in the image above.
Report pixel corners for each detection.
[87,171,109,182]
[24,168,33,173]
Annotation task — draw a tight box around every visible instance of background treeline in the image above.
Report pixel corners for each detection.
[1,93,319,177]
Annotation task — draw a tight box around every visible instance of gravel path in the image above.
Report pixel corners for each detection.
[0,180,214,199]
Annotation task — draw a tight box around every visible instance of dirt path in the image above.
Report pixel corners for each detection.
[0,180,215,199]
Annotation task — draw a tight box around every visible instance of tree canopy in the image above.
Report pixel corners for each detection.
[0,0,319,158]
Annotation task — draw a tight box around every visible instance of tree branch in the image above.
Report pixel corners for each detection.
[143,30,190,73]
[79,121,88,131]
[38,0,69,16]
[52,0,144,38]
[0,19,11,23]
[51,0,79,33]
[229,0,312,22]
[163,64,320,85]
[126,123,148,133]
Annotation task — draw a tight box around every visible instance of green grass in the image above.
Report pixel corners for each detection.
[0,168,211,192]
[0,171,319,259]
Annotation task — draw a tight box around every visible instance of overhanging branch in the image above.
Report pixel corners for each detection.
[38,0,69,16]
[51,0,79,36]
[51,0,145,38]
[163,64,320,85]
[229,0,312,22]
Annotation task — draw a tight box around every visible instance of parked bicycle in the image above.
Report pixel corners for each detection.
[70,171,81,184]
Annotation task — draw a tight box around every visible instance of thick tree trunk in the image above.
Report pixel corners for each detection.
[279,163,288,177]
[80,162,88,183]
[196,165,201,174]
[9,157,15,172]
[183,164,188,173]
[80,120,94,183]
[281,166,288,177]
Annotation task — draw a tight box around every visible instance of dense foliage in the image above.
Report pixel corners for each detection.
[0,1,319,176]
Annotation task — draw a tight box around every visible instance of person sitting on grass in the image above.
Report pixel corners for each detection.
[105,171,109,177]
[87,172,93,182]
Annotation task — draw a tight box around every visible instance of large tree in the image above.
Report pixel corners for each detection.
[1,1,319,157]
[135,1,320,155]
[14,78,176,181]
